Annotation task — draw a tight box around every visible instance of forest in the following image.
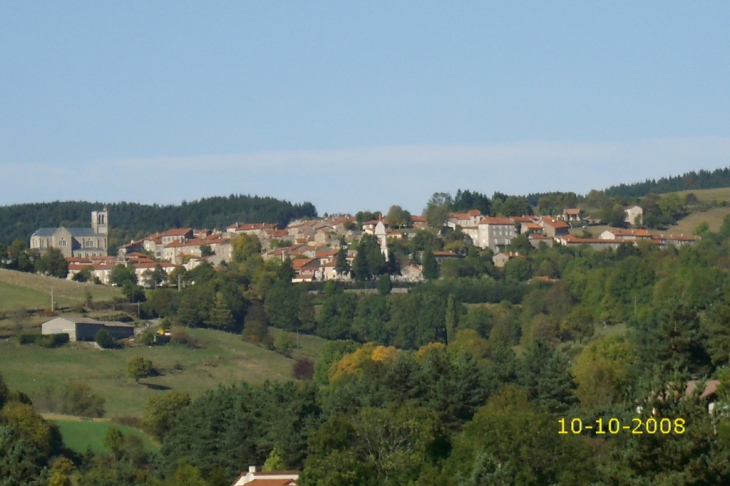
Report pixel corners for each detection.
[601,166,730,198]
[4,209,730,484]
[0,195,317,251]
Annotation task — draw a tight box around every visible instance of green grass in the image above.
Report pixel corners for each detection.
[665,206,730,235]
[0,327,327,418]
[52,419,157,453]
[673,187,730,204]
[0,268,122,312]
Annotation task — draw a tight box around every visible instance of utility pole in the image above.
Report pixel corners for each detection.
[51,288,54,312]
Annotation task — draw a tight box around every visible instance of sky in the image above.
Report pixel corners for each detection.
[1,1,729,215]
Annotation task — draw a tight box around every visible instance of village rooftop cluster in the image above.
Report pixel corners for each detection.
[29,205,700,286]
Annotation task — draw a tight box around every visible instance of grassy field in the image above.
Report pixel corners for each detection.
[0,327,327,418]
[673,187,730,204]
[665,206,730,235]
[0,268,122,312]
[51,417,157,453]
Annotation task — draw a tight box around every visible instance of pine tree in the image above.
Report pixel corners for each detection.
[207,292,236,330]
[335,248,350,277]
[423,249,438,280]
[445,294,457,344]
[352,248,370,281]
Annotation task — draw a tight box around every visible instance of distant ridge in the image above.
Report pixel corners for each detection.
[601,166,730,198]
[0,195,317,250]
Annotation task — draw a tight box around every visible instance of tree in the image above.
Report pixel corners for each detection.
[504,256,531,283]
[233,234,262,263]
[385,205,412,228]
[94,329,115,349]
[424,192,452,228]
[519,341,577,413]
[263,446,286,472]
[127,356,153,383]
[72,266,92,282]
[335,248,351,277]
[352,247,370,282]
[110,264,137,286]
[199,244,213,257]
[34,248,68,278]
[144,391,191,442]
[122,282,146,303]
[292,358,315,380]
[422,249,438,280]
[376,274,392,296]
[573,335,634,407]
[207,292,236,330]
[445,294,458,344]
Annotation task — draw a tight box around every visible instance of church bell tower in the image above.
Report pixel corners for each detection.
[91,207,109,236]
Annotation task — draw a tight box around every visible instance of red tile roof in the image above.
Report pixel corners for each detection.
[162,228,192,237]
[480,217,514,225]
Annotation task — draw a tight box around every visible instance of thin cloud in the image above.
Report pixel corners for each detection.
[3,137,730,214]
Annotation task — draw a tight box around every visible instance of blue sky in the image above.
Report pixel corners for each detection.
[1,2,729,214]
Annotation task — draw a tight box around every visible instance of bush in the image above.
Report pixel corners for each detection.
[127,356,154,382]
[17,333,69,348]
[94,329,116,349]
[35,382,105,418]
[170,328,198,348]
[292,358,315,380]
[274,332,295,357]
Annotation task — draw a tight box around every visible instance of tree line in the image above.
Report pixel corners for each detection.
[0,194,317,251]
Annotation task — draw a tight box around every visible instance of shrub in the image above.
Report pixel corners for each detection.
[170,328,198,348]
[35,382,105,418]
[292,358,315,380]
[17,333,69,348]
[274,332,295,357]
[94,329,115,349]
[127,356,154,382]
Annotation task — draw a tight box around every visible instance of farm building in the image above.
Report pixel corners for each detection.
[231,466,299,485]
[41,317,134,341]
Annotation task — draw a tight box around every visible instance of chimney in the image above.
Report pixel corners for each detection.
[249,466,256,473]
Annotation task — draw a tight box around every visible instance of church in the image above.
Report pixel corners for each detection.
[30,209,109,258]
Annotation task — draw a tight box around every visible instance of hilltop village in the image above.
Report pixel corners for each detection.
[28,204,700,286]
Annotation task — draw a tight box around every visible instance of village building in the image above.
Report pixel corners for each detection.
[492,252,523,268]
[625,205,643,226]
[230,466,299,486]
[560,208,584,223]
[30,209,109,258]
[41,316,134,341]
[467,217,516,250]
[539,217,570,238]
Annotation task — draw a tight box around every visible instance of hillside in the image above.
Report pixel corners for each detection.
[0,194,318,250]
[0,327,326,417]
[0,268,122,312]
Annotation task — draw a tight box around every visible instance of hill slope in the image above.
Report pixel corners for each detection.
[0,268,122,312]
[0,327,325,417]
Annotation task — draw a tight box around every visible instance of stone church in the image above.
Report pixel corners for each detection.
[30,209,109,258]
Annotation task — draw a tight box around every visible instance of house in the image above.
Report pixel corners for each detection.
[492,252,522,268]
[411,215,428,229]
[432,250,460,263]
[540,217,570,238]
[599,229,653,240]
[30,209,109,258]
[528,234,554,248]
[230,466,299,486]
[625,205,643,226]
[41,317,134,341]
[470,217,516,250]
[561,208,584,223]
[448,210,482,229]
